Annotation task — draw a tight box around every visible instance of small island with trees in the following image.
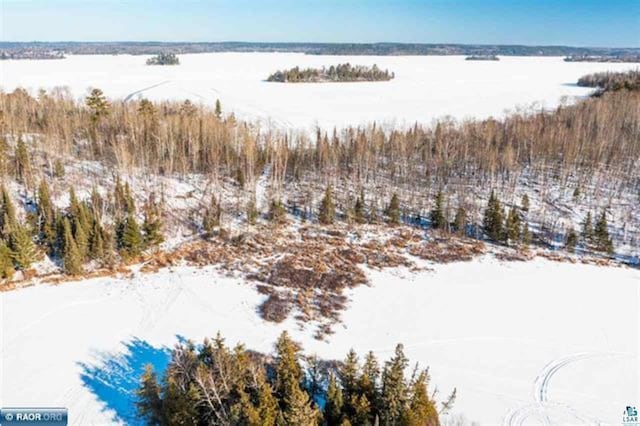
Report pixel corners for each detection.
[465,55,499,61]
[146,52,180,65]
[267,63,394,83]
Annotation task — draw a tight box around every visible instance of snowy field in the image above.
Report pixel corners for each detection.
[1,53,637,131]
[1,257,638,425]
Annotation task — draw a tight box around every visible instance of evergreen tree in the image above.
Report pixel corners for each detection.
[14,138,31,185]
[36,180,56,249]
[380,344,408,424]
[325,374,345,425]
[594,210,614,254]
[62,218,83,275]
[143,197,164,248]
[565,227,578,253]
[454,206,467,236]
[89,217,105,261]
[0,186,17,239]
[0,241,14,281]
[387,193,400,225]
[73,216,89,261]
[354,190,366,224]
[505,207,521,244]
[9,223,38,270]
[483,190,505,242]
[359,351,380,422]
[403,371,438,426]
[319,185,336,225]
[136,365,163,425]
[368,199,379,224]
[340,349,360,417]
[429,191,446,230]
[85,88,110,123]
[119,214,143,260]
[215,99,222,119]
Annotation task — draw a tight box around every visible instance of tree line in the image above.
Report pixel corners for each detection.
[0,72,637,266]
[137,331,453,425]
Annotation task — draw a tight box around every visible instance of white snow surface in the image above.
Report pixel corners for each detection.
[1,257,638,425]
[1,53,637,131]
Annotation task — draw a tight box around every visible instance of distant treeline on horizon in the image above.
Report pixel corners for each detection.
[1,41,639,58]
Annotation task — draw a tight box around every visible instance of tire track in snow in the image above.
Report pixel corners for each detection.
[123,80,171,102]
[503,351,630,426]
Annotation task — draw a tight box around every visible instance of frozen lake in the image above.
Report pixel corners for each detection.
[1,258,638,425]
[0,53,636,131]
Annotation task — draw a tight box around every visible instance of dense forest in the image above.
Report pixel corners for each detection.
[0,71,638,283]
[267,64,394,83]
[136,331,453,425]
[2,41,639,57]
[146,53,180,65]
[577,69,640,93]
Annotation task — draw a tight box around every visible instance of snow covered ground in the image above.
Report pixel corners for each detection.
[1,53,637,131]
[1,257,638,425]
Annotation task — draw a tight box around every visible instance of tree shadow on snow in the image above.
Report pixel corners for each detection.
[77,338,171,424]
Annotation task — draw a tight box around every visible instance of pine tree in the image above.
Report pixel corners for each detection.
[215,99,222,119]
[483,190,504,242]
[340,349,360,417]
[565,227,578,253]
[143,197,164,248]
[36,180,56,249]
[387,193,400,225]
[85,88,110,123]
[0,241,14,281]
[430,191,446,230]
[325,374,345,425]
[14,138,31,185]
[359,351,380,421]
[505,207,521,244]
[403,371,438,426]
[89,217,105,261]
[9,223,38,270]
[380,344,408,424]
[594,210,614,254]
[136,365,163,425]
[354,190,366,224]
[454,206,467,236]
[73,216,89,261]
[368,199,379,224]
[119,214,143,260]
[62,218,83,275]
[319,185,335,225]
[0,186,17,239]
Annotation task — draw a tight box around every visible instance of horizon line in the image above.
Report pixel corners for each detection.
[2,40,639,51]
